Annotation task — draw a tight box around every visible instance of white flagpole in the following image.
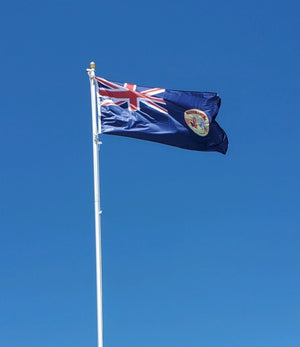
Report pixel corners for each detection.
[87,61,103,347]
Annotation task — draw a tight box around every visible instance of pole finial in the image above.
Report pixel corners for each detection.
[90,61,96,69]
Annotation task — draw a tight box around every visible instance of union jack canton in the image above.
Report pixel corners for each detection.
[95,76,228,154]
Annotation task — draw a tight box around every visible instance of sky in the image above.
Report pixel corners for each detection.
[1,0,299,346]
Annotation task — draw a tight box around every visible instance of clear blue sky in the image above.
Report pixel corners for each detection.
[1,0,299,346]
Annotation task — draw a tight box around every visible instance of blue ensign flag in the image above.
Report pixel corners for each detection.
[95,77,228,154]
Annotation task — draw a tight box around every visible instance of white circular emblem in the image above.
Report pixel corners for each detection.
[184,109,209,136]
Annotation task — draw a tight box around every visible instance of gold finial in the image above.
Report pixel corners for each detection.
[90,61,96,69]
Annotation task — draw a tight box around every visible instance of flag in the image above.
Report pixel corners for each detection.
[95,76,228,154]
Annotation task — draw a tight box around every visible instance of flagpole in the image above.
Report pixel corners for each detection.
[87,61,103,347]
